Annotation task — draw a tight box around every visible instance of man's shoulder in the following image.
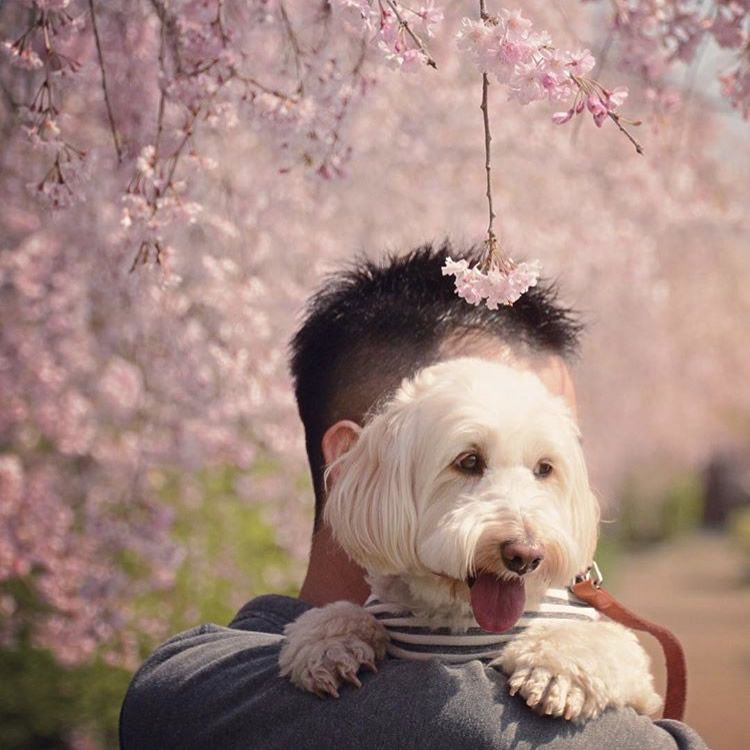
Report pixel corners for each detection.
[120,595,709,750]
[121,594,297,693]
[228,593,312,633]
[119,611,500,749]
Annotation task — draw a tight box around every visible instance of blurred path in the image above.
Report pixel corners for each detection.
[610,533,750,750]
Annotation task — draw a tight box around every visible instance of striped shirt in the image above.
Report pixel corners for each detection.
[364,588,599,664]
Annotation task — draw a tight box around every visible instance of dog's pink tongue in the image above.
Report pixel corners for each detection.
[469,573,526,633]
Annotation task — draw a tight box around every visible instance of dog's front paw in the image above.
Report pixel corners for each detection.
[494,620,662,722]
[503,662,606,721]
[279,601,388,698]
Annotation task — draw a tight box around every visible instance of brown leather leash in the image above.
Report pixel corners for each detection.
[571,573,687,722]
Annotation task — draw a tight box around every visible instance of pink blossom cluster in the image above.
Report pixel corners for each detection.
[456,8,631,129]
[441,255,541,309]
[0,0,749,684]
[0,0,376,666]
[721,64,750,119]
[335,0,444,70]
[552,85,629,128]
[0,231,192,665]
[1,0,373,236]
[602,0,750,119]
[2,2,88,208]
[1,39,43,70]
[0,198,309,663]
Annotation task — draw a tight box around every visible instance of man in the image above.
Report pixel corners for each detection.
[120,243,708,749]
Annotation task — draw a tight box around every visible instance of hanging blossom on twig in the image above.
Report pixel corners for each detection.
[456,7,642,153]
[335,0,443,70]
[721,56,750,119]
[443,4,546,310]
[2,0,88,208]
[442,255,541,308]
[596,0,750,121]
[444,4,643,311]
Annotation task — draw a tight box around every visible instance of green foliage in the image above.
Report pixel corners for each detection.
[0,643,129,750]
[149,462,303,631]
[658,475,704,540]
[0,462,306,749]
[617,471,704,548]
[593,531,623,585]
[729,506,750,581]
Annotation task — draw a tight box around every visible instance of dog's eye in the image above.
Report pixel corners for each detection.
[533,460,554,479]
[454,451,485,476]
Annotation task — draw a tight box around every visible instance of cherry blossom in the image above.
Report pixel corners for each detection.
[455,7,637,140]
[0,0,748,673]
[442,256,541,308]
[593,0,750,119]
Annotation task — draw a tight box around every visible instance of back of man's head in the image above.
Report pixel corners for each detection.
[290,241,581,527]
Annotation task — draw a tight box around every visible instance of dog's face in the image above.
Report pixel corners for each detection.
[324,357,599,628]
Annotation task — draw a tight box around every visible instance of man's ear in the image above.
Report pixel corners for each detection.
[322,420,362,488]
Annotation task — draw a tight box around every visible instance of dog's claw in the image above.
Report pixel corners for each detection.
[564,684,586,721]
[279,601,388,697]
[312,672,342,699]
[526,667,553,709]
[339,666,362,688]
[507,666,530,697]
[543,676,569,717]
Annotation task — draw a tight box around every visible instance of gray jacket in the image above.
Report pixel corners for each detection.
[119,594,709,749]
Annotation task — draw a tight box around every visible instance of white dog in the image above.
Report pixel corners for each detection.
[280,358,660,721]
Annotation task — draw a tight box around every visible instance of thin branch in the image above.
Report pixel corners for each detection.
[478,1,500,262]
[571,75,644,155]
[607,111,643,155]
[310,0,334,55]
[480,70,498,259]
[148,0,182,72]
[164,113,196,188]
[279,1,305,87]
[316,39,368,174]
[241,76,298,102]
[88,0,123,163]
[154,21,167,160]
[213,0,230,44]
[384,0,437,68]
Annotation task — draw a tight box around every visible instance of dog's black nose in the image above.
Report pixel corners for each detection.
[501,541,545,576]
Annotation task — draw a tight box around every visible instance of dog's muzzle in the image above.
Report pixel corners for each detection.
[501,541,545,576]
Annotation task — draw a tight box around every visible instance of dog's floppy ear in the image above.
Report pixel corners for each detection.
[323,400,420,575]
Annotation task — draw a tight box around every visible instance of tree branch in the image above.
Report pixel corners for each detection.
[480,71,498,259]
[88,0,123,163]
[384,0,437,69]
[279,1,305,87]
[607,110,644,155]
[478,2,500,263]
[154,21,167,160]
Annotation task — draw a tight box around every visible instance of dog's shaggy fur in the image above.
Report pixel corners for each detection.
[280,358,660,721]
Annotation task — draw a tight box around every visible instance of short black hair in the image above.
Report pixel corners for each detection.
[290,240,581,527]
